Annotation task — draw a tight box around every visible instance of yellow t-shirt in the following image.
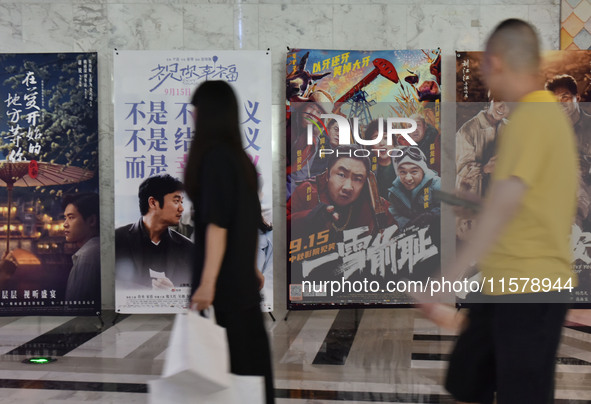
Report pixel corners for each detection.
[479,90,578,294]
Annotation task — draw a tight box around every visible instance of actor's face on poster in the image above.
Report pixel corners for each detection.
[398,163,424,191]
[327,158,367,207]
[63,204,95,246]
[552,87,580,122]
[155,192,184,227]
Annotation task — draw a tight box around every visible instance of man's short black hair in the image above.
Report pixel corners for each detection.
[486,19,540,73]
[62,193,99,223]
[138,174,184,216]
[545,74,578,96]
[327,145,371,176]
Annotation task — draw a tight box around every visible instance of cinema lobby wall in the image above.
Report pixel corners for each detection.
[0,0,561,316]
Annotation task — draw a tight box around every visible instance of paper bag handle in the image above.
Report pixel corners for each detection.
[188,305,217,323]
[199,307,216,323]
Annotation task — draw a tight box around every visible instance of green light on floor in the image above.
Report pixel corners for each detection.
[23,357,56,364]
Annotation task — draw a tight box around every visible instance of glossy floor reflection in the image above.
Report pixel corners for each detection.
[0,308,590,403]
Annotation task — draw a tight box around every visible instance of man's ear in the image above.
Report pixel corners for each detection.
[87,214,98,229]
[488,54,504,74]
[148,196,159,210]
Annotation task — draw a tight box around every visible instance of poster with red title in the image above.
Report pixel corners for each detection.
[286,49,442,308]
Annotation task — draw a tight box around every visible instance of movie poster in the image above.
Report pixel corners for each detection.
[0,53,100,316]
[456,50,591,303]
[114,50,273,314]
[286,49,442,308]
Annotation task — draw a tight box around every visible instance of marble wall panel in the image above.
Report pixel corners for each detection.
[259,4,333,105]
[73,4,109,52]
[530,4,561,49]
[107,4,184,50]
[0,4,22,52]
[234,3,259,49]
[22,4,74,51]
[478,5,530,41]
[407,5,481,55]
[183,4,236,50]
[333,5,407,50]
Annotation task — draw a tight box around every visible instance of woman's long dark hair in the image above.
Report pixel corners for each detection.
[184,81,257,203]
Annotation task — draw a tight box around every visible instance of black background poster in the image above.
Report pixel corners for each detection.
[0,53,100,315]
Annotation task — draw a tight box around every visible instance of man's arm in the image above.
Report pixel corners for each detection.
[388,192,411,229]
[455,127,480,191]
[190,223,227,310]
[446,176,527,281]
[255,232,264,290]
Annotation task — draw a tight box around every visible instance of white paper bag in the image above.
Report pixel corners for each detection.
[161,310,231,395]
[149,374,265,404]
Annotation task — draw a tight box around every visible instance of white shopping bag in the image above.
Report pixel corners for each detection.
[149,374,265,404]
[161,309,231,395]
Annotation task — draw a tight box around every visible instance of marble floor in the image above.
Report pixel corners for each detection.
[0,308,589,403]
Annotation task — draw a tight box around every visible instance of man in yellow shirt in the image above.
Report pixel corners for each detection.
[444,19,578,403]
